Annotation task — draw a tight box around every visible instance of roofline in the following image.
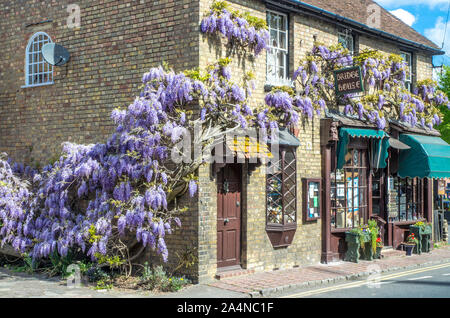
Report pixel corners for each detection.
[264,0,445,56]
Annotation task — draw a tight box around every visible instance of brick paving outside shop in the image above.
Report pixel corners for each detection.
[210,245,450,297]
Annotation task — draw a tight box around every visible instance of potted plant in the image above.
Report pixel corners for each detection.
[410,221,432,254]
[345,228,363,263]
[404,233,418,256]
[375,237,383,259]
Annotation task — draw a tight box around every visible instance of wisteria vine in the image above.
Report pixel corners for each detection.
[0,58,296,273]
[200,1,270,57]
[1,36,448,275]
[266,43,450,130]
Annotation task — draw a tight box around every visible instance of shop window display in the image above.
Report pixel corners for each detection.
[331,148,368,228]
[393,177,423,221]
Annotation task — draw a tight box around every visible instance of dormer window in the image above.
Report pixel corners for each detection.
[24,32,54,87]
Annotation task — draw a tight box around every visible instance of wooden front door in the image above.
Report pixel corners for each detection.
[217,164,242,268]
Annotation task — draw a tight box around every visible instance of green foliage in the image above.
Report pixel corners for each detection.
[271,85,296,97]
[349,221,379,253]
[367,220,379,253]
[210,0,229,13]
[47,251,74,278]
[94,279,113,290]
[413,221,431,231]
[10,254,37,274]
[210,1,267,30]
[217,57,232,67]
[184,68,211,82]
[87,225,102,244]
[406,233,418,245]
[94,254,125,269]
[139,262,190,292]
[172,246,198,276]
[86,266,111,283]
[438,66,450,144]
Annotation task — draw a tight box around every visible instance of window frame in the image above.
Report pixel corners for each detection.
[400,51,413,92]
[23,32,54,88]
[266,146,297,230]
[393,177,424,222]
[338,31,355,56]
[330,139,369,229]
[266,10,292,87]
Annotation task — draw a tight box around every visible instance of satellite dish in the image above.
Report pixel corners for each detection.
[42,43,70,66]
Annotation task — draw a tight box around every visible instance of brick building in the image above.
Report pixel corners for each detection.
[0,0,448,283]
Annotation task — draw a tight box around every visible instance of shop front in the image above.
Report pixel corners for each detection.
[386,129,450,248]
[321,115,450,262]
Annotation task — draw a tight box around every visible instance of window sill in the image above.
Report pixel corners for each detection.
[264,78,294,92]
[266,224,297,248]
[21,82,54,89]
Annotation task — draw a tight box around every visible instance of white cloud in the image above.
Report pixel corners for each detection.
[424,16,449,55]
[389,9,416,26]
[376,0,449,10]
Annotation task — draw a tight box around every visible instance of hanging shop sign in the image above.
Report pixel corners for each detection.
[334,66,364,96]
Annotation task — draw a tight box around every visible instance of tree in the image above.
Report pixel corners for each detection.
[437,65,450,144]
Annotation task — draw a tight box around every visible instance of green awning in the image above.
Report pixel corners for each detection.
[398,134,450,179]
[267,129,301,147]
[337,128,388,169]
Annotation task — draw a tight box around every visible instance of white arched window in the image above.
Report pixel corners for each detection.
[24,32,53,87]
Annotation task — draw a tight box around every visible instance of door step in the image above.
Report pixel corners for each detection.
[215,267,255,280]
[381,247,404,258]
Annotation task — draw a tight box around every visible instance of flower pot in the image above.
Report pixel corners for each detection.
[404,244,415,256]
[375,246,383,259]
[345,232,360,263]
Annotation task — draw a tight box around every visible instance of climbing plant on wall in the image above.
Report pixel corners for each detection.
[0,58,299,274]
[200,1,270,57]
[267,43,449,130]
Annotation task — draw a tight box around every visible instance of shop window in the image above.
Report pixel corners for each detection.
[393,177,423,221]
[266,147,297,226]
[331,146,369,229]
[24,32,54,87]
[372,170,384,217]
[266,10,292,87]
[400,51,412,92]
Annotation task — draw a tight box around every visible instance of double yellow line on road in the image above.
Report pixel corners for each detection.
[282,262,450,298]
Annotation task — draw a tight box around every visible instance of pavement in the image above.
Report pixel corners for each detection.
[0,244,449,298]
[209,244,450,298]
[286,263,450,298]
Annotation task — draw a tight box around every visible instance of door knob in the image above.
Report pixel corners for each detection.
[236,201,240,207]
[224,218,230,224]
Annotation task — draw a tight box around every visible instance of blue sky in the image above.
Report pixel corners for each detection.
[375,0,450,69]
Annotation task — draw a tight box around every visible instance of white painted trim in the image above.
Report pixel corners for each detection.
[25,32,54,87]
[266,10,290,84]
[21,82,55,89]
